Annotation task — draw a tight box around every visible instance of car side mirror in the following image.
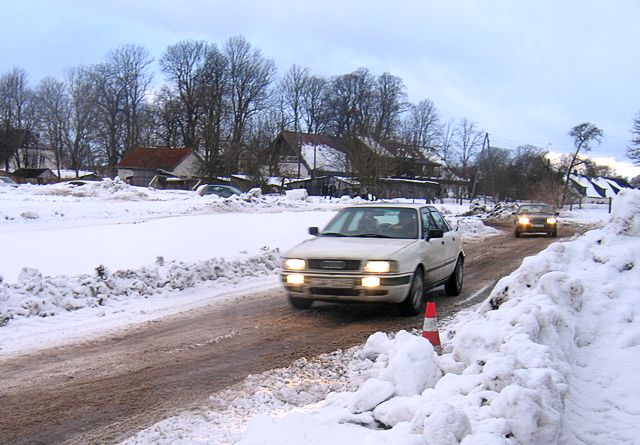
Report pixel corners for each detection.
[308,227,319,236]
[426,228,444,240]
[555,211,560,216]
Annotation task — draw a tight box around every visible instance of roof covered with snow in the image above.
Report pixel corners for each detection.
[570,174,605,198]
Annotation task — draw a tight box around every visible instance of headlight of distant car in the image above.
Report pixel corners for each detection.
[363,260,396,273]
[546,217,557,224]
[284,258,306,270]
[518,217,530,225]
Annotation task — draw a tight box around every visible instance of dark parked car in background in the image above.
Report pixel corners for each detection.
[196,184,242,198]
[0,176,18,187]
[514,203,558,237]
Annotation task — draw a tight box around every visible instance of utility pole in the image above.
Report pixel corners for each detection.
[486,133,497,203]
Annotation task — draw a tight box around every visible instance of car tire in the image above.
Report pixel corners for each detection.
[399,268,424,316]
[515,229,521,238]
[551,229,557,238]
[288,294,313,309]
[444,256,464,296]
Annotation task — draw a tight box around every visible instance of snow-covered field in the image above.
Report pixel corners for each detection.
[2,180,636,445]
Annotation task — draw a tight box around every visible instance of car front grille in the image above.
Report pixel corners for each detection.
[529,216,548,224]
[307,259,362,271]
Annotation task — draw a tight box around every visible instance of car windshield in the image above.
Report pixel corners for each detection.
[518,204,553,214]
[322,207,418,239]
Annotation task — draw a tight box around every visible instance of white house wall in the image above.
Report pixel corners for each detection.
[174,154,201,177]
[117,168,135,181]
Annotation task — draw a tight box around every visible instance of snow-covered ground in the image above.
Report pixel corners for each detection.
[2,180,633,445]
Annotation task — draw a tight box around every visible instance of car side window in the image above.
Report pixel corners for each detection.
[420,209,435,235]
[429,210,450,232]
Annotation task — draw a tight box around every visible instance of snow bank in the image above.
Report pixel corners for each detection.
[0,248,281,327]
[236,189,640,445]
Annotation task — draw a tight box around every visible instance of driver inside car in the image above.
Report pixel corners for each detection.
[393,211,417,237]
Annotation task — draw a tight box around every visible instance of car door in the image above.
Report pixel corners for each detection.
[419,208,450,284]
[429,209,460,279]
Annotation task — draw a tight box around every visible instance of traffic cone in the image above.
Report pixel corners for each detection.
[422,302,441,348]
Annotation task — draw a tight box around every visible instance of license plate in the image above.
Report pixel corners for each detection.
[531,224,545,228]
[312,278,353,288]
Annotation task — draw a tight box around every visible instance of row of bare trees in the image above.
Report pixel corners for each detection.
[1,35,635,203]
[0,35,489,179]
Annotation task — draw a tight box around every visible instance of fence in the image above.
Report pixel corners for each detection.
[562,197,613,213]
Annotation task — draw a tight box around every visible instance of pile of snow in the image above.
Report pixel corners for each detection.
[0,248,281,327]
[224,189,639,445]
[464,200,518,222]
[0,178,355,228]
[453,217,501,240]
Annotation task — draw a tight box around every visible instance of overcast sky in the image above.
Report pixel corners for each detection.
[2,0,639,177]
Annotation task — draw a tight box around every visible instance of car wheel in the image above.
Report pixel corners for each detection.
[288,294,313,309]
[399,268,424,316]
[444,256,464,296]
[551,229,557,238]
[515,228,521,238]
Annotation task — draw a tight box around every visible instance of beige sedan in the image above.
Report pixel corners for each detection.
[281,204,465,315]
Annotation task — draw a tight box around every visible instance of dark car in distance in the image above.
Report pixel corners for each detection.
[514,203,558,238]
[196,184,242,198]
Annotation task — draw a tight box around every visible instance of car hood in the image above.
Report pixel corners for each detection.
[284,236,418,259]
[517,212,555,217]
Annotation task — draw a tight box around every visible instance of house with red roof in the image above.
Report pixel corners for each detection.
[117,147,202,187]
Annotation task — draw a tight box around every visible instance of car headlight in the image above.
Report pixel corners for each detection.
[546,217,557,224]
[518,217,530,225]
[284,258,306,270]
[362,276,381,287]
[286,274,305,284]
[363,260,395,273]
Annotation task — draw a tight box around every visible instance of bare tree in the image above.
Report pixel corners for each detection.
[401,99,441,159]
[0,67,37,169]
[627,112,640,165]
[280,65,309,133]
[224,35,276,174]
[452,118,483,179]
[436,120,456,169]
[107,45,154,156]
[327,68,376,138]
[66,67,98,173]
[300,75,328,134]
[160,40,208,149]
[198,44,230,176]
[34,77,69,176]
[561,122,603,206]
[150,86,182,147]
[91,62,126,168]
[372,72,407,141]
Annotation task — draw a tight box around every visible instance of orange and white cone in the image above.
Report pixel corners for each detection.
[422,302,441,348]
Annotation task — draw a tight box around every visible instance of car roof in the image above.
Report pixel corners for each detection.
[517,203,552,209]
[344,202,437,211]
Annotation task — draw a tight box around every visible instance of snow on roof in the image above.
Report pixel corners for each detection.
[590,177,620,196]
[570,174,605,198]
[300,143,346,172]
[359,136,395,157]
[380,177,439,185]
